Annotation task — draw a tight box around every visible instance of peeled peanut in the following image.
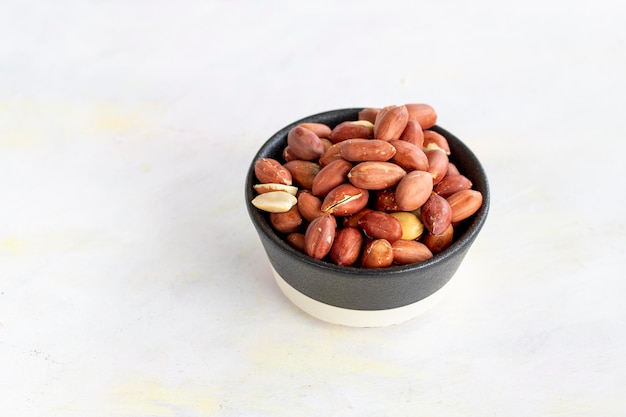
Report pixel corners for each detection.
[251,191,297,213]
[254,183,298,195]
[390,211,424,241]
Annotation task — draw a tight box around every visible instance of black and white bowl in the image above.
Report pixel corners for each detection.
[245,108,490,327]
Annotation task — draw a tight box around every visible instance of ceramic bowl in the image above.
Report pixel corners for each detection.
[245,108,489,327]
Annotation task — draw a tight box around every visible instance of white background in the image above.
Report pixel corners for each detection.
[1,1,625,415]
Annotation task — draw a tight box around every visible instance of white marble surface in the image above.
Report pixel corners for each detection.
[2,1,626,415]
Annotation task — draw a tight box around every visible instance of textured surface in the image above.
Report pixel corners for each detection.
[2,1,626,416]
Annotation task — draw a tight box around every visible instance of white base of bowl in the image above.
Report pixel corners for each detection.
[271,266,453,327]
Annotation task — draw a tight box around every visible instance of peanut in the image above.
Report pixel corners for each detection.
[321,183,369,216]
[251,191,297,213]
[348,161,406,190]
[374,105,409,141]
[388,139,429,172]
[405,103,437,129]
[422,223,454,254]
[361,239,394,268]
[358,211,403,242]
[253,183,298,195]
[420,193,452,235]
[282,146,299,162]
[283,160,321,189]
[254,158,292,185]
[358,108,379,124]
[395,170,433,211]
[304,214,337,260]
[447,189,483,223]
[329,121,374,143]
[343,207,374,228]
[330,227,363,266]
[269,206,303,234]
[318,142,344,167]
[447,162,460,176]
[287,126,325,161]
[297,122,332,139]
[425,149,449,185]
[398,120,424,148]
[391,240,433,265]
[390,211,424,241]
[311,159,353,197]
[297,191,325,222]
[286,232,306,252]
[423,130,451,155]
[340,139,396,162]
[434,174,472,198]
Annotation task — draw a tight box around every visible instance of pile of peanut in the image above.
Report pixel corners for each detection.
[251,104,483,268]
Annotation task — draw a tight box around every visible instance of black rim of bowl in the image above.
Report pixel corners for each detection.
[245,108,490,278]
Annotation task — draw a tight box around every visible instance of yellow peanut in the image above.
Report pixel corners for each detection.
[390,212,424,241]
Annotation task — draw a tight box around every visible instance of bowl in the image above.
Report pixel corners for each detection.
[245,108,490,327]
